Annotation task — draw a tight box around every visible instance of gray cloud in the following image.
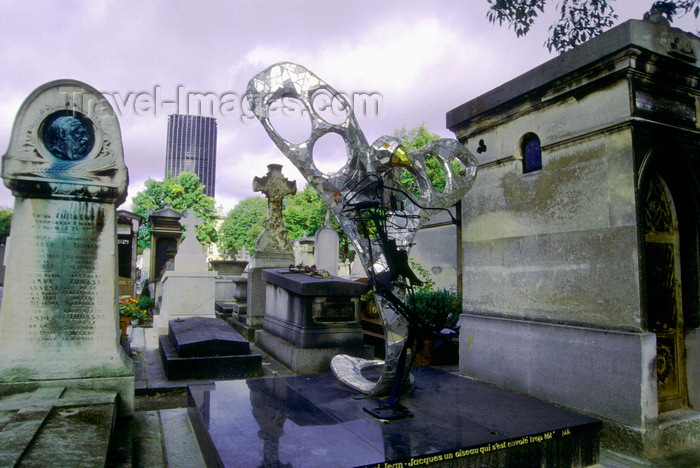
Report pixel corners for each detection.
[0,0,688,212]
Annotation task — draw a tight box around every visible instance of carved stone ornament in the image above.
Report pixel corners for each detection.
[246,62,478,397]
[2,80,128,204]
[253,163,296,253]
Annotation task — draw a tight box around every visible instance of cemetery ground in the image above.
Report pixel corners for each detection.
[110,321,698,468]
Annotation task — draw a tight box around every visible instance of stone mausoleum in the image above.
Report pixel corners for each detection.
[448,18,699,456]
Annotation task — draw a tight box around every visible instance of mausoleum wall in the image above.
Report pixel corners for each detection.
[456,78,642,330]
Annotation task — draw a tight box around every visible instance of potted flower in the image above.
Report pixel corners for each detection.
[360,287,378,318]
[136,295,155,322]
[118,296,139,337]
[407,289,462,366]
[130,309,148,326]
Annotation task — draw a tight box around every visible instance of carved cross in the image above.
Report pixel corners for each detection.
[253,164,296,253]
[181,209,203,232]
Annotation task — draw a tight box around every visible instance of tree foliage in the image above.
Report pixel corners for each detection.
[283,184,350,258]
[217,184,352,260]
[217,197,267,257]
[0,208,12,245]
[394,124,460,194]
[282,184,329,241]
[131,172,218,251]
[486,0,698,53]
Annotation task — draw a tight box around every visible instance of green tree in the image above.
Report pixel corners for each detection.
[283,184,329,241]
[0,208,12,244]
[394,124,460,194]
[283,184,351,259]
[131,172,218,251]
[486,0,698,53]
[217,197,267,257]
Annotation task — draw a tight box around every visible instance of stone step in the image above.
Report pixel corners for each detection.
[159,408,207,468]
[132,411,167,467]
[0,387,117,467]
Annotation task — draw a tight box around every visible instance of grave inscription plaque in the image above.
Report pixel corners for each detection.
[0,80,134,414]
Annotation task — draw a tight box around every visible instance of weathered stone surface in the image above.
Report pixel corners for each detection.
[0,80,134,415]
[209,260,247,276]
[261,269,366,349]
[449,19,700,458]
[0,387,116,467]
[253,164,296,253]
[245,252,295,329]
[157,211,218,333]
[168,317,250,357]
[262,268,367,296]
[314,215,339,276]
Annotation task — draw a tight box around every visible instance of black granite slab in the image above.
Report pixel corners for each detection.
[187,367,601,467]
[262,268,368,296]
[159,335,262,381]
[169,317,250,358]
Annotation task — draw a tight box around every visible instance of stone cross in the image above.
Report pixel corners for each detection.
[181,208,203,232]
[253,164,296,253]
[173,209,207,272]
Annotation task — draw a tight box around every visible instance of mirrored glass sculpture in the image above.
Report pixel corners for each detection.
[246,62,478,404]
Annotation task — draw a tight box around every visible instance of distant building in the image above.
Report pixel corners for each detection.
[165,114,217,198]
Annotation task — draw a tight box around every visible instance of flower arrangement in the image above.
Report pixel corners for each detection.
[119,295,149,323]
[288,263,330,277]
[119,296,139,318]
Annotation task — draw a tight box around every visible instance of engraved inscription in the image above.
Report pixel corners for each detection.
[312,297,356,323]
[4,201,114,348]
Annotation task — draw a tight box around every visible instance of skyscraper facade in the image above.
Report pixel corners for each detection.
[165,114,217,198]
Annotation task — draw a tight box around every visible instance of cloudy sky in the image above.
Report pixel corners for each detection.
[0,1,696,214]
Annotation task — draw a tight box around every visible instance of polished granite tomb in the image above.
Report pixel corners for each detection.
[159,317,262,380]
[188,367,601,467]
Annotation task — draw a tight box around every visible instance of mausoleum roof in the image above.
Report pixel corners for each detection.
[447,19,699,131]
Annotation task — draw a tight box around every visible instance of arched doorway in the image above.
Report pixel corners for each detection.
[644,173,688,412]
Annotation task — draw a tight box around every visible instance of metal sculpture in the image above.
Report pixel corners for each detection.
[247,62,477,418]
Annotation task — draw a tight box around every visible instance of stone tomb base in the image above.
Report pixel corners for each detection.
[187,367,601,467]
[255,328,373,374]
[158,317,262,380]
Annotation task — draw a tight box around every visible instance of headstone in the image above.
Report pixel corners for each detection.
[140,247,151,282]
[313,212,339,276]
[0,80,134,415]
[157,210,218,334]
[237,246,251,262]
[238,165,296,340]
[292,237,314,266]
[252,163,296,254]
[158,317,262,380]
[174,209,207,271]
[349,254,366,280]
